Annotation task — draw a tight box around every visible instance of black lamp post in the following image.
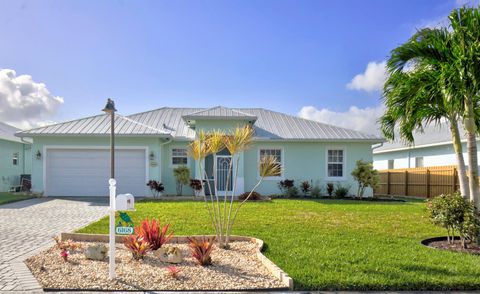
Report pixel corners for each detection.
[102,98,117,179]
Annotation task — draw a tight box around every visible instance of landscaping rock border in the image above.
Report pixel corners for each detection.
[60,232,293,290]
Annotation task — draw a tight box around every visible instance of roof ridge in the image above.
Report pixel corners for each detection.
[116,114,170,134]
[183,106,257,118]
[16,113,106,135]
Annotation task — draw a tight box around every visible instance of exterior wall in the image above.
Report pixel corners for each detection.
[0,139,31,192]
[160,140,195,196]
[195,119,249,133]
[30,136,162,196]
[243,141,374,197]
[373,142,471,170]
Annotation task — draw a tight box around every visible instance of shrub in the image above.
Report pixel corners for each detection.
[188,236,215,266]
[300,181,311,197]
[311,185,322,198]
[138,218,173,250]
[60,249,68,262]
[173,166,190,196]
[124,234,150,260]
[351,160,379,198]
[334,183,350,198]
[427,192,480,248]
[278,179,294,192]
[326,183,334,196]
[189,179,203,197]
[238,191,262,201]
[286,186,299,198]
[146,180,165,198]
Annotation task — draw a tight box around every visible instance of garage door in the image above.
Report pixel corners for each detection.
[45,148,147,197]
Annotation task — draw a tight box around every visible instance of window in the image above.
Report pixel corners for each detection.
[415,157,424,168]
[12,152,19,166]
[327,149,344,178]
[171,148,188,165]
[259,148,282,177]
[388,159,394,169]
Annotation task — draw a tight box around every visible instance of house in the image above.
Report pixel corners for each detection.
[0,122,32,192]
[16,106,383,197]
[373,122,475,170]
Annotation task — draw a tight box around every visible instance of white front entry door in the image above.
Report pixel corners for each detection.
[214,155,233,196]
[45,148,147,197]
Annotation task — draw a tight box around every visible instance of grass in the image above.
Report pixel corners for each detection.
[78,199,480,291]
[0,192,34,205]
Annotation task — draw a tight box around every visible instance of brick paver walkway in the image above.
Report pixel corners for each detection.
[0,197,108,292]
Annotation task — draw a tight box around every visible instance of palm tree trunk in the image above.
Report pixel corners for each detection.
[450,120,469,198]
[464,99,480,210]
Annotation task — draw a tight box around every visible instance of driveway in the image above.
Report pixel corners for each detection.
[0,197,108,292]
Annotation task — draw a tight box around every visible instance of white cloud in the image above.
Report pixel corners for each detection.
[347,61,387,93]
[0,69,63,129]
[298,104,385,135]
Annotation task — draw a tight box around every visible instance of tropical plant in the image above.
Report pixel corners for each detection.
[326,183,334,197]
[427,192,480,248]
[189,179,203,198]
[310,184,322,198]
[188,126,280,248]
[138,218,173,250]
[381,6,480,208]
[173,166,190,196]
[146,180,164,198]
[351,160,379,198]
[123,233,150,260]
[300,181,311,197]
[165,265,181,279]
[188,236,215,266]
[334,183,350,198]
[60,249,68,262]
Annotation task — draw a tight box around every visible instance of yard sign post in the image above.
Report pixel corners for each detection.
[102,98,117,280]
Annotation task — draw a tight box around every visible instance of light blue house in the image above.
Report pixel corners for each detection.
[0,122,32,192]
[373,123,476,170]
[16,106,382,197]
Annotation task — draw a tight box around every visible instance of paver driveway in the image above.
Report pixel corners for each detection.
[0,197,108,292]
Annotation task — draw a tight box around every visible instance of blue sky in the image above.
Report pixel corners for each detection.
[0,0,471,133]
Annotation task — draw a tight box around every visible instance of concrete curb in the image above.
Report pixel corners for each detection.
[60,232,294,290]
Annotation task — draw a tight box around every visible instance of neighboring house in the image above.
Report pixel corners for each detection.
[0,122,32,192]
[373,122,473,170]
[16,106,382,197]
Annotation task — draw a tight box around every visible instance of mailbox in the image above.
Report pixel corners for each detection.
[116,193,135,211]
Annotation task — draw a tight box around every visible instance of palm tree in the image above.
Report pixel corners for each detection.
[381,27,470,198]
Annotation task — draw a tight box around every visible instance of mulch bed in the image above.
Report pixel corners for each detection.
[422,236,480,255]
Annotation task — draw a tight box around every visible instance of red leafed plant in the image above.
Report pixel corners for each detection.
[60,249,68,261]
[165,265,181,279]
[188,236,215,266]
[138,218,174,250]
[123,233,150,260]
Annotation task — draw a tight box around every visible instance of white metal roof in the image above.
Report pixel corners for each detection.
[0,122,29,143]
[17,106,383,142]
[182,106,258,121]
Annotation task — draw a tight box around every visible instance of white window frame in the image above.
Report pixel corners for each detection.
[258,147,284,180]
[170,147,189,167]
[325,147,346,180]
[415,157,424,168]
[388,159,394,170]
[12,152,19,166]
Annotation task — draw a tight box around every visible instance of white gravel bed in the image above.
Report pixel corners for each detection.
[25,241,285,291]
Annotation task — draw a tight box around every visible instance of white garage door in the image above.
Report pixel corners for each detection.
[45,148,147,197]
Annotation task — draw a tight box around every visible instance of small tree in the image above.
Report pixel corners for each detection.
[351,160,379,198]
[146,180,164,198]
[427,192,480,248]
[173,166,190,196]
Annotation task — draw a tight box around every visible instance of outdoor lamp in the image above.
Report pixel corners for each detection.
[36,150,42,160]
[102,98,117,113]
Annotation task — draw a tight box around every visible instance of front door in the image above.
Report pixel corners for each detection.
[214,155,233,195]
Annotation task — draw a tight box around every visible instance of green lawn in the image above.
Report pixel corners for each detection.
[78,199,480,291]
[0,192,34,205]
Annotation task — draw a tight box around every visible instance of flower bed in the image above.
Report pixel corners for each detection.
[25,234,291,291]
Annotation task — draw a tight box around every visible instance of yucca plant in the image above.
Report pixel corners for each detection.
[188,125,282,248]
[188,236,215,266]
[123,233,150,260]
[138,218,173,250]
